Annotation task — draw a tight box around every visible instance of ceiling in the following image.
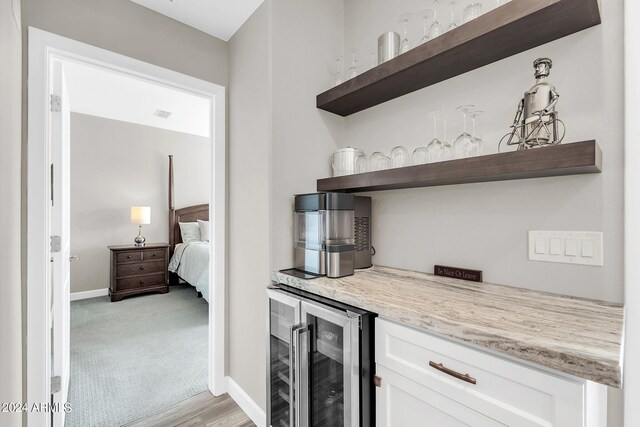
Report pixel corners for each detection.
[130,0,264,41]
[64,61,211,137]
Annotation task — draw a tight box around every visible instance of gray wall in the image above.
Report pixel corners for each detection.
[342,0,624,424]
[227,2,271,407]
[0,0,23,426]
[227,0,345,411]
[70,113,210,294]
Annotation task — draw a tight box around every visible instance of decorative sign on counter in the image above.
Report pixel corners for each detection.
[434,265,483,282]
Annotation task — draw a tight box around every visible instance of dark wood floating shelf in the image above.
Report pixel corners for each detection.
[317,141,602,193]
[317,0,600,117]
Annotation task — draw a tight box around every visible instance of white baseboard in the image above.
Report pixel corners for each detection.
[70,288,109,301]
[226,376,266,427]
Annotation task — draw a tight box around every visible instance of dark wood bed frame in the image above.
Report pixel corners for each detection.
[168,154,209,290]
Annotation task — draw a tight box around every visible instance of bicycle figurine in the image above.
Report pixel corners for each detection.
[499,58,566,152]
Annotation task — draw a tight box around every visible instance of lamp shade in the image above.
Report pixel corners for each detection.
[131,206,151,225]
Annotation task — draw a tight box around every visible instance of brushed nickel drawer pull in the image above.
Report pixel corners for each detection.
[429,361,477,385]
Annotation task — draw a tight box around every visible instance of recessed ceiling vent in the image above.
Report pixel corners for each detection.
[153,109,172,119]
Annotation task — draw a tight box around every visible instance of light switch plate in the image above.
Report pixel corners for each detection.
[528,231,603,266]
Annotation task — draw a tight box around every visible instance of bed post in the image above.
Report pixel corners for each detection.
[168,155,179,285]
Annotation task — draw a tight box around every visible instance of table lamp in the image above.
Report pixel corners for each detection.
[131,206,150,247]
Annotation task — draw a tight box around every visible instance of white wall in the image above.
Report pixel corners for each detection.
[343,0,623,303]
[342,0,624,424]
[0,0,23,425]
[228,2,272,409]
[70,113,210,293]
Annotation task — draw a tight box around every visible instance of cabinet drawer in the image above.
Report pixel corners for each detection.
[116,260,165,278]
[375,318,585,427]
[116,273,166,291]
[116,250,142,263]
[142,248,166,261]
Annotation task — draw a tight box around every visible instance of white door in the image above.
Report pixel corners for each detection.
[376,365,506,427]
[50,59,71,427]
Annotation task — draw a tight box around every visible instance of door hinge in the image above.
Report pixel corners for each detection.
[50,94,61,112]
[51,236,61,253]
[51,376,61,394]
[374,375,382,388]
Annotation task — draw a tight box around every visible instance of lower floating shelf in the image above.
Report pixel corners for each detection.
[317,140,602,193]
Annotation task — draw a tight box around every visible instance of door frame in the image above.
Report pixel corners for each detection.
[27,27,227,426]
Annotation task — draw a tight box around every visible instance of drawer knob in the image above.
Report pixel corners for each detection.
[139,280,144,284]
[140,266,145,271]
[429,361,477,385]
[152,253,157,257]
[127,255,132,259]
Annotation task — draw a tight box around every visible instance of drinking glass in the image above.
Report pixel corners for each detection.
[429,0,443,40]
[391,146,410,168]
[463,2,483,23]
[398,13,413,54]
[355,153,369,173]
[333,56,343,87]
[453,105,476,159]
[441,114,453,160]
[426,111,443,162]
[347,49,359,79]
[447,1,459,32]
[469,110,484,157]
[412,147,429,165]
[418,9,434,44]
[370,152,391,171]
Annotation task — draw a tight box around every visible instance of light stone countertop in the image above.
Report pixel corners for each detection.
[271,265,624,388]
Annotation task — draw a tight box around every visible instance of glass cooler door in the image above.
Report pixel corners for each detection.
[267,289,301,427]
[301,301,360,427]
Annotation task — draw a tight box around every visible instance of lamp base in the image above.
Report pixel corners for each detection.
[134,226,146,247]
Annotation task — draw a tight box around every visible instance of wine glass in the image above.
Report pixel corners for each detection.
[347,49,359,79]
[426,111,443,162]
[441,114,453,160]
[418,9,434,44]
[391,146,410,168]
[398,13,413,54]
[453,105,476,159]
[463,2,483,23]
[429,0,443,40]
[333,56,343,87]
[447,1,459,32]
[412,147,429,165]
[469,110,484,156]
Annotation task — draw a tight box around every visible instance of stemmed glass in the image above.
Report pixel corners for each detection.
[447,1,459,32]
[463,2,483,23]
[453,105,476,159]
[426,111,443,162]
[347,49,359,79]
[429,0,443,40]
[469,110,484,157]
[418,9,434,44]
[333,56,343,87]
[441,115,453,160]
[399,13,413,54]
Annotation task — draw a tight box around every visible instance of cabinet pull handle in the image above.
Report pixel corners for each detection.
[140,266,145,270]
[139,280,144,284]
[429,361,477,385]
[127,255,132,259]
[152,253,157,257]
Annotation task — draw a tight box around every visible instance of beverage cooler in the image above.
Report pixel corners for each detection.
[267,285,375,427]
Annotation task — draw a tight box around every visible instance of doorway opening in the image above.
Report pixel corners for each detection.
[27,28,226,427]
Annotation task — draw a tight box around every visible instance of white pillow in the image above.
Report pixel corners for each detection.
[197,219,210,242]
[179,222,201,243]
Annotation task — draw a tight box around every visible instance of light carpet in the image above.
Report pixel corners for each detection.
[65,285,208,427]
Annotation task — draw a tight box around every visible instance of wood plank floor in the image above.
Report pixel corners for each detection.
[123,391,255,427]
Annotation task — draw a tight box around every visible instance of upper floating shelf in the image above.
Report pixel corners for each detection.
[317,141,602,193]
[317,0,601,117]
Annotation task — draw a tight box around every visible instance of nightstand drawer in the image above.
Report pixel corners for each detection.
[142,248,166,261]
[116,260,166,278]
[116,250,143,263]
[116,273,166,290]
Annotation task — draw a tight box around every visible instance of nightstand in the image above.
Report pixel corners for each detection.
[108,243,170,302]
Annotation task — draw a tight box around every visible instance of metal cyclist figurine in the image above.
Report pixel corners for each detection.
[499,57,565,152]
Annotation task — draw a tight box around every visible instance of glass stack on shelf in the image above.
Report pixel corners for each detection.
[270,301,295,427]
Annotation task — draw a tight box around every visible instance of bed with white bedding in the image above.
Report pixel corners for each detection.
[168,241,210,302]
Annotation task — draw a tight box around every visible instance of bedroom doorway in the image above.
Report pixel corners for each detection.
[27,28,227,427]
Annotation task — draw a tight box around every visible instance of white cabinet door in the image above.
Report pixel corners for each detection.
[376,365,505,427]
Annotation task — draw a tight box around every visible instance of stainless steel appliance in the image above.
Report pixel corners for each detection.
[378,32,400,64]
[294,193,356,278]
[267,284,375,427]
[354,196,372,269]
